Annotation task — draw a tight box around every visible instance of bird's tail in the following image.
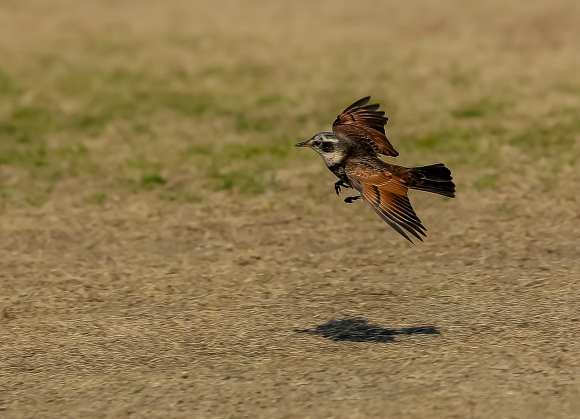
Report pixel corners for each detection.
[409,163,456,198]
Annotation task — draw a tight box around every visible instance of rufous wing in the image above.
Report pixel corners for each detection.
[346,161,426,243]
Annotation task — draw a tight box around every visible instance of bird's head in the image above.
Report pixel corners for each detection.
[295,132,344,166]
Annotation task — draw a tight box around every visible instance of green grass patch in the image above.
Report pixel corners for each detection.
[25,190,51,208]
[510,120,579,152]
[403,128,480,153]
[207,169,274,195]
[184,144,214,157]
[1,105,60,144]
[55,71,93,95]
[0,68,21,96]
[449,74,470,87]
[234,113,273,133]
[452,99,504,119]
[69,94,142,136]
[198,63,272,84]
[158,190,202,204]
[125,157,162,177]
[472,173,499,191]
[132,385,146,394]
[424,284,446,294]
[2,34,576,210]
[125,157,167,190]
[225,142,292,161]
[83,193,107,205]
[181,138,296,195]
[161,91,217,117]
[0,144,98,180]
[0,145,47,168]
[0,2,577,216]
[140,175,167,189]
[256,93,296,107]
[55,145,99,176]
[553,83,580,95]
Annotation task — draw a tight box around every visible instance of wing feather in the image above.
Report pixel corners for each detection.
[332,96,398,157]
[346,159,426,243]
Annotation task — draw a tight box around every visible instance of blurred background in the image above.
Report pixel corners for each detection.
[1,1,580,417]
[1,0,579,208]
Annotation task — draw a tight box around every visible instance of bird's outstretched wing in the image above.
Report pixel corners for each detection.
[332,96,399,157]
[346,158,426,243]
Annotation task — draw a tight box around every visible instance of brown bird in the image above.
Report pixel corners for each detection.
[295,96,455,243]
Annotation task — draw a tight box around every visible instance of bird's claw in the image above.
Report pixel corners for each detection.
[344,195,361,204]
[334,180,349,196]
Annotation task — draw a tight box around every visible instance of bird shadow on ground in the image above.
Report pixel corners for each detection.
[296,318,440,343]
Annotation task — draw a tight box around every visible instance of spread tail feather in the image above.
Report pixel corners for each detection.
[410,163,456,198]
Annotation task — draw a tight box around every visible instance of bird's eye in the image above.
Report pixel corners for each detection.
[313,140,321,146]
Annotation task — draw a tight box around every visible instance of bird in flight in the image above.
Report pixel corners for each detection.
[295,96,455,243]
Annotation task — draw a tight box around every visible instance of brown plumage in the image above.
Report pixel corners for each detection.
[295,96,455,243]
[332,96,399,157]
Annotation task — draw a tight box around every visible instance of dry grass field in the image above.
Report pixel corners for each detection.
[1,0,580,417]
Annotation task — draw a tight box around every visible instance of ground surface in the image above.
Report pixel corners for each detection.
[1,0,580,418]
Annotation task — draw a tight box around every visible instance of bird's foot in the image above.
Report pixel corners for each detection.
[344,195,361,204]
[334,180,349,196]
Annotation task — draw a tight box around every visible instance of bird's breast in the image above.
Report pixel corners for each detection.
[327,163,349,184]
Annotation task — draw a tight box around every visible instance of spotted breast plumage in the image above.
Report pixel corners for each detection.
[295,96,456,243]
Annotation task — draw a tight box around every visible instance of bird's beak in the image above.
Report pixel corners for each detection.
[294,141,310,148]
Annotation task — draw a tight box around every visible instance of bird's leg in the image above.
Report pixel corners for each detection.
[334,180,349,196]
[344,195,362,204]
